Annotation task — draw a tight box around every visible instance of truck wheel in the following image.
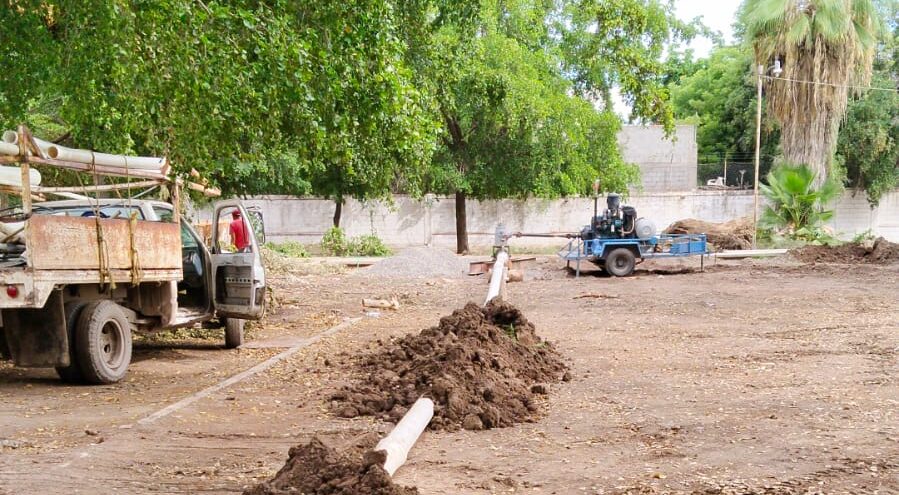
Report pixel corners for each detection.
[605,248,636,277]
[75,301,133,384]
[55,303,88,383]
[223,318,245,349]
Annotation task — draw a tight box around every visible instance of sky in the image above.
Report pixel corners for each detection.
[612,0,743,117]
[675,0,742,57]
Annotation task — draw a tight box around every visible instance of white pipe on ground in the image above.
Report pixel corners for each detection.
[485,250,509,305]
[48,145,165,171]
[376,397,434,476]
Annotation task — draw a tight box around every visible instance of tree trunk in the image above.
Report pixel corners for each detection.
[455,190,469,254]
[333,198,343,228]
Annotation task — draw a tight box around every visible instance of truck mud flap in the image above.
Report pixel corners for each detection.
[2,290,68,367]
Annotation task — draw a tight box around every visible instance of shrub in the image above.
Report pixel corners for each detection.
[321,227,391,257]
[321,227,349,256]
[264,241,309,258]
[348,234,392,257]
[760,164,841,245]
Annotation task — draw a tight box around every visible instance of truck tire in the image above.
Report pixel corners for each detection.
[605,248,636,277]
[75,301,133,384]
[55,302,88,383]
[223,318,245,349]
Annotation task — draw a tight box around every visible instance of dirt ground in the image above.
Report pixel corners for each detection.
[1,254,897,494]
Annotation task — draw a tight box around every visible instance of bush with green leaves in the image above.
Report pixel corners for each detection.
[320,227,391,257]
[320,227,349,256]
[348,234,392,257]
[264,241,309,258]
[760,164,841,245]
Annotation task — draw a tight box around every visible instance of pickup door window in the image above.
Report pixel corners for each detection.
[210,202,266,320]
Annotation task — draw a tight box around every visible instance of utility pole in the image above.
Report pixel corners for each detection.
[752,64,763,249]
[723,154,728,187]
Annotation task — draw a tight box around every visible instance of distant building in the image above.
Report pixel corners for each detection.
[618,125,698,193]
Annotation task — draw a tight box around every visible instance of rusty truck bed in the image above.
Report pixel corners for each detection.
[0,215,183,309]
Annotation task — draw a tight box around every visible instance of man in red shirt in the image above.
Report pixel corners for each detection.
[229,210,250,252]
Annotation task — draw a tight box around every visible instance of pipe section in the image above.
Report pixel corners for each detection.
[375,397,434,476]
[48,145,165,171]
[0,166,41,187]
[485,250,509,305]
[0,142,18,156]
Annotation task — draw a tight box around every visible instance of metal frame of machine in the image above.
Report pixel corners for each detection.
[558,233,709,277]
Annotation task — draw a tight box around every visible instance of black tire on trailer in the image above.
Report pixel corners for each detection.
[223,318,245,349]
[604,248,637,277]
[74,301,133,384]
[55,302,88,383]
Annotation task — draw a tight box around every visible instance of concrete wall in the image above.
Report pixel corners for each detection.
[619,125,698,193]
[201,190,899,249]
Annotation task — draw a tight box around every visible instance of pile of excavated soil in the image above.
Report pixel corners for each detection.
[791,237,899,264]
[330,300,569,431]
[244,434,417,495]
[358,246,468,279]
[665,218,754,251]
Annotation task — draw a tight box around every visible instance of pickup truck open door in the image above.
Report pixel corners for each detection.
[209,201,266,320]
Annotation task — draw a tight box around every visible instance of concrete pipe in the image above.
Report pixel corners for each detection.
[485,250,509,305]
[2,131,17,144]
[375,397,434,476]
[0,165,41,187]
[48,145,165,171]
[0,142,19,156]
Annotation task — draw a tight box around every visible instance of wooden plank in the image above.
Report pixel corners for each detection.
[28,215,182,271]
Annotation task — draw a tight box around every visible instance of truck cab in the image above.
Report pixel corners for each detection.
[0,198,266,384]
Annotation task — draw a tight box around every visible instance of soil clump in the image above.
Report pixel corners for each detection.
[791,237,899,264]
[665,218,754,250]
[330,300,568,431]
[243,434,417,495]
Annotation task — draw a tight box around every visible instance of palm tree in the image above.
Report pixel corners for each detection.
[740,0,883,183]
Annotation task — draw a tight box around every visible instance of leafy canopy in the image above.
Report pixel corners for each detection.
[0,0,435,202]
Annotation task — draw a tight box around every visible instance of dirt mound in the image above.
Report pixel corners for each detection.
[244,434,417,495]
[664,218,754,250]
[330,300,569,431]
[791,237,899,264]
[358,246,468,279]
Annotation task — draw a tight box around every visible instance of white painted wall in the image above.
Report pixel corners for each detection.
[197,189,899,249]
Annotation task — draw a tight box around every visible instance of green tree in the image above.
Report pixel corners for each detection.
[0,1,435,212]
[424,0,700,253]
[669,45,780,185]
[560,0,705,126]
[739,0,884,183]
[835,17,899,207]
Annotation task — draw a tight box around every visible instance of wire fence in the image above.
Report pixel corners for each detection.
[696,153,778,189]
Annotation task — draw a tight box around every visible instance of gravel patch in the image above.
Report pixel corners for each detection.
[356,246,469,279]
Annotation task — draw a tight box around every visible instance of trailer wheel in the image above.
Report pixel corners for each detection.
[75,301,132,384]
[605,248,636,277]
[223,318,244,349]
[55,302,88,383]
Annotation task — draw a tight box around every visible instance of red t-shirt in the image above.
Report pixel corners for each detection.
[230,218,250,251]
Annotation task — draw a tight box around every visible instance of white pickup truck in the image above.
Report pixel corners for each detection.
[0,198,266,384]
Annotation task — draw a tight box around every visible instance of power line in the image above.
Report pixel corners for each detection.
[763,74,899,93]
